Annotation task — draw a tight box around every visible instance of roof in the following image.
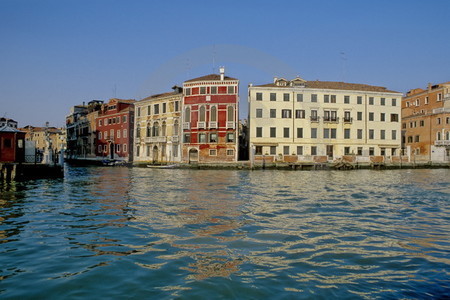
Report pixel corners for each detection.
[185,74,237,83]
[141,91,181,101]
[0,125,24,133]
[256,80,401,93]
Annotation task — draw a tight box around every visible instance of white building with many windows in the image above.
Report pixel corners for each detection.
[248,77,402,163]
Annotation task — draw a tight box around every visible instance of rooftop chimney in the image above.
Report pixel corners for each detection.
[219,66,225,81]
[428,83,432,90]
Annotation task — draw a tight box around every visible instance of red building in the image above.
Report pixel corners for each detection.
[182,67,239,163]
[95,98,135,162]
[0,119,25,163]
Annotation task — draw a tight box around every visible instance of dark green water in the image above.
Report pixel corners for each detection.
[0,166,449,299]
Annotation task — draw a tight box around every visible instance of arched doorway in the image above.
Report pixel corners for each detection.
[109,142,114,159]
[153,145,158,163]
[188,148,198,163]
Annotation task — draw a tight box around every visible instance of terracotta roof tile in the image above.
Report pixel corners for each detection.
[185,74,237,82]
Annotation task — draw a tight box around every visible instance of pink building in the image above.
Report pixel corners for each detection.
[182,68,239,163]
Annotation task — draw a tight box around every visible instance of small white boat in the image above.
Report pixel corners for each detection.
[146,164,177,169]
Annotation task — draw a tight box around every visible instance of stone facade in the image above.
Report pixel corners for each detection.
[248,77,402,162]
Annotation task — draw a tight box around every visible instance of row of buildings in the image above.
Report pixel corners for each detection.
[58,69,450,165]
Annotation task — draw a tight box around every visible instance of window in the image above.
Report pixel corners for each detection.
[283,146,290,155]
[324,110,337,122]
[123,144,127,152]
[227,106,234,122]
[98,145,102,152]
[425,97,429,104]
[110,129,114,138]
[256,127,262,137]
[357,96,362,104]
[183,133,191,143]
[256,109,263,118]
[331,95,336,103]
[369,97,374,105]
[344,147,351,155]
[226,133,235,143]
[256,92,262,101]
[270,93,276,101]
[437,117,441,125]
[270,127,276,138]
[283,127,290,138]
[98,132,102,139]
[357,112,363,121]
[104,131,108,139]
[324,128,330,139]
[420,120,425,127]
[311,94,317,102]
[152,122,159,137]
[211,86,217,94]
[344,111,351,122]
[311,110,318,121]
[117,130,121,139]
[381,98,385,106]
[415,135,420,142]
[209,149,217,156]
[392,130,397,140]
[390,114,399,122]
[154,104,160,114]
[162,103,167,113]
[297,94,303,102]
[147,105,151,115]
[357,147,363,156]
[357,129,363,139]
[344,128,350,139]
[116,144,121,152]
[255,146,262,155]
[270,146,276,155]
[283,93,290,101]
[209,133,218,143]
[295,110,305,119]
[369,112,374,121]
[381,130,385,140]
[198,133,206,143]
[123,129,127,138]
[369,147,374,156]
[175,101,179,112]
[185,107,191,122]
[199,106,206,122]
[99,119,103,127]
[297,128,303,138]
[392,98,397,106]
[311,146,317,155]
[173,145,178,157]
[311,128,317,138]
[137,107,141,117]
[200,87,206,94]
[369,129,374,139]
[344,95,350,104]
[297,146,303,155]
[210,106,217,122]
[226,149,234,156]
[324,95,330,103]
[331,128,336,139]
[270,109,276,118]
[380,113,385,122]
[281,109,292,118]
[227,86,235,94]
[174,120,179,136]
[381,148,386,156]
[123,115,127,123]
[185,88,191,96]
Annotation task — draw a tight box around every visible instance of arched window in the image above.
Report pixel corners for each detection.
[146,123,151,137]
[227,106,234,122]
[446,131,450,140]
[153,122,159,137]
[437,131,441,141]
[136,127,141,138]
[185,107,191,122]
[199,106,206,122]
[174,120,179,136]
[161,121,167,136]
[210,106,217,122]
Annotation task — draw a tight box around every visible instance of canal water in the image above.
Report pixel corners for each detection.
[0,167,449,299]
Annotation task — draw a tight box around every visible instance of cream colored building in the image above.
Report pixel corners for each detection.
[248,77,402,162]
[134,87,183,164]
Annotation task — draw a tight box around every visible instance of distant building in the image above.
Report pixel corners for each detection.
[181,67,239,163]
[134,87,183,164]
[248,77,402,162]
[66,100,103,159]
[95,98,135,162]
[402,81,450,162]
[0,118,25,163]
[20,125,66,153]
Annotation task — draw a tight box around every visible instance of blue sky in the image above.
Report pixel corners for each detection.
[1,0,449,127]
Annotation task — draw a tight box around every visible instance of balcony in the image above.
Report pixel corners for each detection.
[183,122,190,130]
[323,117,339,124]
[209,121,218,129]
[144,136,167,143]
[226,121,236,129]
[435,140,450,146]
[172,135,179,143]
[310,116,320,123]
[197,121,206,129]
[343,117,353,124]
